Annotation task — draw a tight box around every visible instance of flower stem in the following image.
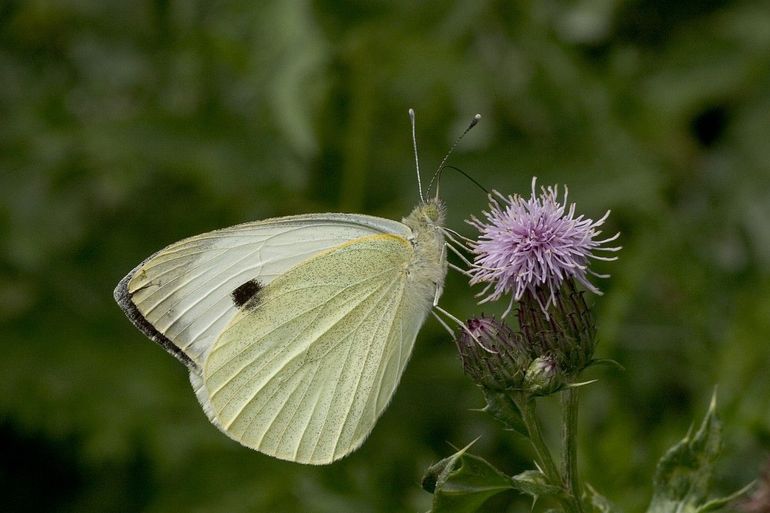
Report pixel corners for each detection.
[520,398,581,513]
[562,387,584,513]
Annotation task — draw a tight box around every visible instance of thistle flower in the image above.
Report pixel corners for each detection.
[466,177,620,315]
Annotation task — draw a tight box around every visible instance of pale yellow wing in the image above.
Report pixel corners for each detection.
[114,214,410,368]
[194,234,432,464]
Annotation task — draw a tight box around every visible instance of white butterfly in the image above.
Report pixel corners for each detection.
[114,111,478,464]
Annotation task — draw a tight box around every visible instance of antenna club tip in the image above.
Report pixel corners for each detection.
[474,114,482,120]
[408,108,415,118]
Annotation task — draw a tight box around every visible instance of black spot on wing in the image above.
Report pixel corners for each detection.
[113,269,197,372]
[231,279,263,308]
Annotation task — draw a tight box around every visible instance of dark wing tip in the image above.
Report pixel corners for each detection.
[114,268,197,371]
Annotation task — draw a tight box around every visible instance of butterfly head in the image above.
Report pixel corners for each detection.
[423,198,446,224]
[407,198,445,230]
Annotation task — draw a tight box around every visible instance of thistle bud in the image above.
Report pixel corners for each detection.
[455,315,531,391]
[524,355,563,395]
[517,278,596,378]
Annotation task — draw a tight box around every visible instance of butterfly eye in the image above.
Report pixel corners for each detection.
[422,203,440,222]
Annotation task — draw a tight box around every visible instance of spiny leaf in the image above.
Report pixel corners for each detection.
[479,389,529,438]
[645,391,750,513]
[423,442,514,513]
[694,482,755,513]
[511,469,564,500]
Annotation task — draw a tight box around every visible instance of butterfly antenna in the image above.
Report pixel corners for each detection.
[428,113,481,199]
[441,165,489,194]
[409,108,425,203]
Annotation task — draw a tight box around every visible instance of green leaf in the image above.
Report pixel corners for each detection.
[479,389,529,438]
[646,392,750,513]
[422,442,515,513]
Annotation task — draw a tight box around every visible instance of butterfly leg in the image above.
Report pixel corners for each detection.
[430,310,456,337]
[432,305,495,353]
[433,243,447,307]
[444,239,474,268]
[448,262,473,277]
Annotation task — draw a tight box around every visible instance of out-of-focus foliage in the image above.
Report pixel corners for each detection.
[1,1,768,512]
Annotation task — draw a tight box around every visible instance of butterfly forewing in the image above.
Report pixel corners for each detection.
[115,214,410,368]
[198,234,430,464]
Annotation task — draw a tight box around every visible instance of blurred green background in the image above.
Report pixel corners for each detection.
[2,0,769,511]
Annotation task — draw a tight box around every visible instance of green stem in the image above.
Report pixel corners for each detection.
[521,399,579,513]
[562,388,584,512]
[521,399,559,482]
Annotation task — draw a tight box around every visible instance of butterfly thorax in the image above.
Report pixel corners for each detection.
[402,199,447,306]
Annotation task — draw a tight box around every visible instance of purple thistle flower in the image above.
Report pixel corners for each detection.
[466,177,620,315]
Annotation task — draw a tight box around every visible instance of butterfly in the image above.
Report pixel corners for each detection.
[114,110,479,464]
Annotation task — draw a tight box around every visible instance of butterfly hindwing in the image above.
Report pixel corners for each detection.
[197,234,430,464]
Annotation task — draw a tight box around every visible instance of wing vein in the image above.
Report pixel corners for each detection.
[167,246,328,338]
[331,278,405,457]
[307,276,402,461]
[235,276,395,451]
[206,265,398,379]
[212,270,394,418]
